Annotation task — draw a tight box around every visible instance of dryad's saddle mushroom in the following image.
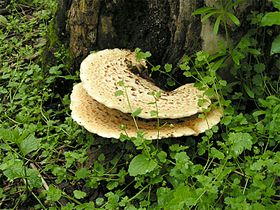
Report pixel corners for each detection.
[70,49,223,140]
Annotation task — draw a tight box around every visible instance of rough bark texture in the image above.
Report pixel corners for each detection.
[58,0,203,68]
[53,0,275,88]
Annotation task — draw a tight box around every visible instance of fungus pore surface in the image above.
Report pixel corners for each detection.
[80,48,210,119]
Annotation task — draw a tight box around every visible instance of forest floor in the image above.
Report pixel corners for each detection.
[0,1,280,210]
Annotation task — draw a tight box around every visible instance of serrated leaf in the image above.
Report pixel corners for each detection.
[128,154,158,176]
[261,12,280,26]
[131,107,142,117]
[19,134,39,156]
[271,35,280,55]
[228,132,253,157]
[73,190,87,199]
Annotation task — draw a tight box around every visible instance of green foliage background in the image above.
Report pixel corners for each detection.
[0,0,279,209]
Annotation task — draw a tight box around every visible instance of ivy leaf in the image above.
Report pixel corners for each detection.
[131,107,142,117]
[261,12,280,26]
[228,132,253,157]
[128,154,158,176]
[73,190,87,199]
[271,35,280,55]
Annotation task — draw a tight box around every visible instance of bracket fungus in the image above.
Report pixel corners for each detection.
[70,48,223,140]
[80,48,210,119]
[71,83,222,140]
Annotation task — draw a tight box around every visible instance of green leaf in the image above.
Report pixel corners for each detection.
[151,65,161,72]
[73,190,87,199]
[167,78,176,86]
[243,84,255,98]
[271,35,280,55]
[117,80,125,86]
[192,7,216,15]
[201,11,219,22]
[131,107,142,117]
[75,168,90,179]
[135,48,151,61]
[228,132,253,157]
[150,110,158,117]
[19,134,39,156]
[0,15,8,26]
[114,90,123,96]
[128,154,158,176]
[164,64,172,72]
[272,0,280,10]
[254,63,265,73]
[26,168,42,189]
[214,15,222,34]
[219,80,227,86]
[210,148,225,160]
[261,12,280,26]
[157,151,167,163]
[47,185,62,202]
[226,12,240,26]
[76,202,95,210]
[2,159,24,181]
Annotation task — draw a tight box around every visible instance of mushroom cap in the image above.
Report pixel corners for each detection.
[80,48,210,119]
[70,83,223,140]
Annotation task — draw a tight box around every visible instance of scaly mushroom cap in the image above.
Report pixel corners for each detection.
[70,83,222,140]
[80,48,210,119]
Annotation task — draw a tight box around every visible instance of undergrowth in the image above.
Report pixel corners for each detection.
[0,0,279,209]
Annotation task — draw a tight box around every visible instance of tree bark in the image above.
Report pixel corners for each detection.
[57,0,204,67]
[53,0,273,87]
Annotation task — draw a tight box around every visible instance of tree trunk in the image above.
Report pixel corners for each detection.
[52,0,270,87]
